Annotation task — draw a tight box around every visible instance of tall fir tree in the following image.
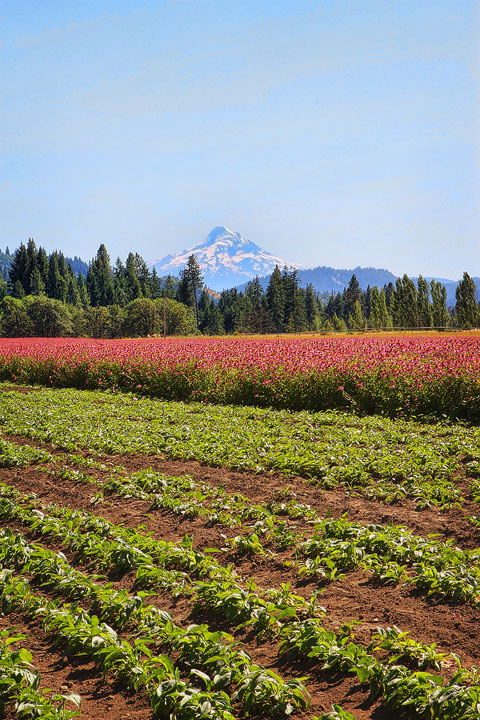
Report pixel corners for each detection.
[86,244,115,307]
[176,255,204,327]
[347,300,365,330]
[417,275,432,328]
[430,280,449,328]
[343,274,361,318]
[125,252,143,302]
[8,243,29,296]
[266,265,285,332]
[305,283,319,330]
[391,275,418,328]
[455,272,479,328]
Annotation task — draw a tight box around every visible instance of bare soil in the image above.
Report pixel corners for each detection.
[2,436,480,718]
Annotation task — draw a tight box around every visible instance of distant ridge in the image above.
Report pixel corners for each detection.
[237,265,396,294]
[237,266,479,307]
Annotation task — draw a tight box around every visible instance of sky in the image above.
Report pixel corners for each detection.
[1,0,478,279]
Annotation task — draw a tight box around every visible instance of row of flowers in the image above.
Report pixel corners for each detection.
[0,336,479,420]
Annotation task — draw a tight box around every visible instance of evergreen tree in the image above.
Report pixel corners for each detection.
[125,252,143,302]
[37,247,49,286]
[305,283,319,330]
[161,275,177,299]
[363,285,372,320]
[266,265,285,332]
[24,237,38,295]
[344,274,361,318]
[391,275,418,328]
[198,289,211,332]
[47,253,67,301]
[113,258,127,306]
[384,281,395,310]
[206,300,224,335]
[455,272,479,328]
[244,276,269,333]
[13,280,25,300]
[30,266,45,296]
[77,273,90,307]
[177,255,204,327]
[65,270,81,306]
[430,280,449,328]
[200,295,224,335]
[369,286,390,329]
[325,292,345,322]
[86,245,115,307]
[380,288,393,329]
[283,268,306,332]
[347,300,365,330]
[150,268,162,299]
[218,288,241,334]
[245,276,264,311]
[134,253,151,297]
[369,286,382,329]
[417,275,432,328]
[332,313,347,332]
[0,275,7,302]
[8,243,28,296]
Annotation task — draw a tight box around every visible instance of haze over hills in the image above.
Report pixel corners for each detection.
[147,226,304,291]
[2,228,477,308]
[238,266,397,295]
[147,226,478,305]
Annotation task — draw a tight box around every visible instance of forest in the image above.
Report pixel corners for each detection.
[0,239,478,337]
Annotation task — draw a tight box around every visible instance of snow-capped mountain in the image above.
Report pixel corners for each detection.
[148,226,303,291]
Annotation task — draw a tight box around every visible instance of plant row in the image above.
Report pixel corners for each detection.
[1,510,479,719]
[41,461,480,607]
[0,628,81,719]
[1,483,479,669]
[0,529,312,718]
[1,388,476,510]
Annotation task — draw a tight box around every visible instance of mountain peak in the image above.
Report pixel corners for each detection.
[199,226,245,248]
[148,226,302,291]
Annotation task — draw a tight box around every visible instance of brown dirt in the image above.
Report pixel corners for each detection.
[0,612,152,720]
[4,433,479,549]
[3,464,480,667]
[3,443,480,718]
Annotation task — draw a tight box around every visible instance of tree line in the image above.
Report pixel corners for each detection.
[0,239,478,337]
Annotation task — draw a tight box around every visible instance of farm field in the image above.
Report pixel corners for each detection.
[0,369,480,719]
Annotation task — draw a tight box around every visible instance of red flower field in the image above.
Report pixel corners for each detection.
[0,335,479,420]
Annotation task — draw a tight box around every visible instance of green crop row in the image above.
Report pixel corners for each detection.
[1,386,477,509]
[2,510,479,720]
[0,569,241,720]
[41,460,480,608]
[3,485,480,718]
[0,482,475,667]
[0,530,310,718]
[0,628,81,719]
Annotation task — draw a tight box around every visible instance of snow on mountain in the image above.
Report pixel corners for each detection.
[148,226,303,291]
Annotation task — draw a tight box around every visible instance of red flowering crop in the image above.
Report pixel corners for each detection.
[0,335,478,421]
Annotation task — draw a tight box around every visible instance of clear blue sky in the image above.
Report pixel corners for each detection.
[1,0,478,279]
